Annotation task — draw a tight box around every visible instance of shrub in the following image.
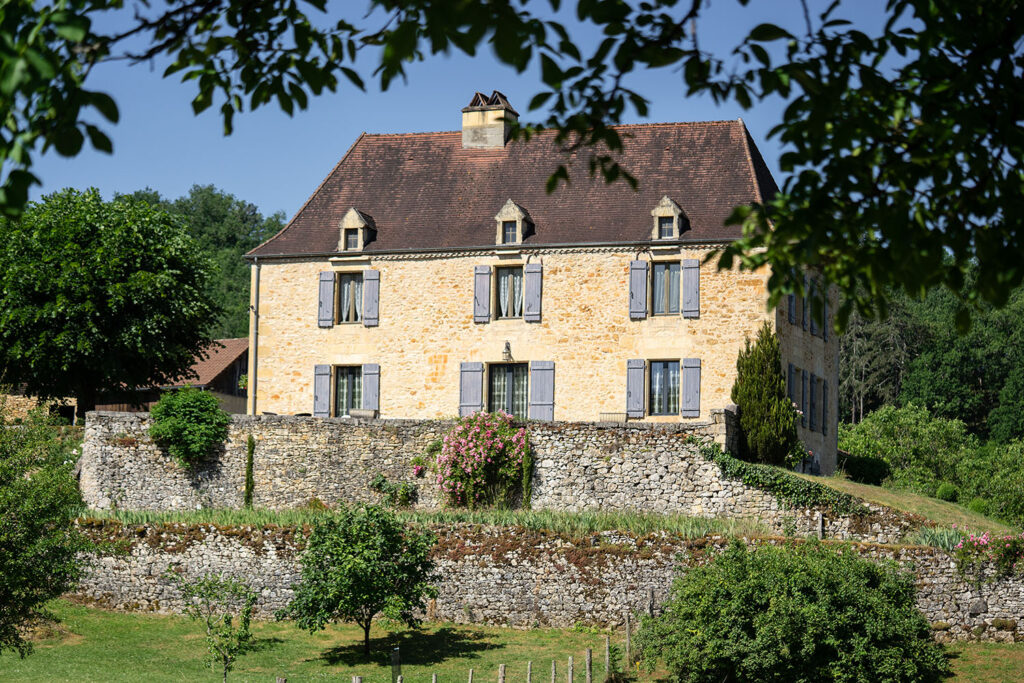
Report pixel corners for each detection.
[435,411,532,509]
[278,504,436,656]
[149,387,231,468]
[730,322,799,466]
[936,482,958,502]
[968,497,992,516]
[169,572,256,682]
[838,451,890,486]
[635,540,950,683]
[369,473,417,507]
[952,529,1024,584]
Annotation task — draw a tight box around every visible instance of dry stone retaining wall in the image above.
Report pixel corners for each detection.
[74,521,1024,643]
[79,411,915,543]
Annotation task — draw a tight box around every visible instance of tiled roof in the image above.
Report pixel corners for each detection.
[178,338,248,388]
[249,119,778,257]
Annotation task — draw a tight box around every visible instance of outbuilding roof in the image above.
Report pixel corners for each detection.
[248,119,777,257]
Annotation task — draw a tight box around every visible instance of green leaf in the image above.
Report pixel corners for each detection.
[84,125,112,153]
[748,23,793,42]
[53,127,84,156]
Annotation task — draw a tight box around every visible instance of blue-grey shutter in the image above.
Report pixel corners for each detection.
[626,359,645,417]
[524,263,543,322]
[528,361,555,420]
[473,266,491,323]
[788,293,796,324]
[459,362,484,416]
[317,272,335,328]
[810,373,818,431]
[810,281,819,336]
[787,363,795,402]
[313,365,331,417]
[682,259,700,318]
[362,363,380,412]
[802,275,809,331]
[362,269,380,327]
[682,358,701,418]
[801,369,808,427]
[629,261,648,320]
[822,379,829,436]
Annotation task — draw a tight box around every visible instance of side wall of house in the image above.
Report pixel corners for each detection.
[252,247,776,424]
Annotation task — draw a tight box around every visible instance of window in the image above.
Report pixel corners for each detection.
[336,272,363,323]
[334,366,362,417]
[488,363,528,418]
[649,361,680,415]
[344,229,359,250]
[657,216,674,239]
[496,266,523,318]
[652,262,680,315]
[502,220,517,244]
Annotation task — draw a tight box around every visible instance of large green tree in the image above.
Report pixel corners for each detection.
[1,1,1021,321]
[121,185,285,338]
[0,188,219,417]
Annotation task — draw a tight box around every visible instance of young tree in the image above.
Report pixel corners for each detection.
[170,572,257,683]
[0,401,86,657]
[0,188,219,418]
[1,2,1021,322]
[635,540,950,683]
[278,504,437,657]
[730,322,798,466]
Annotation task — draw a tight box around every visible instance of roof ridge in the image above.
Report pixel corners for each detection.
[360,119,743,139]
[247,132,368,256]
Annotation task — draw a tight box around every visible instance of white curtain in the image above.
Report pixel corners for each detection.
[340,279,352,322]
[668,263,680,314]
[667,362,680,414]
[650,363,663,414]
[353,278,363,321]
[653,264,666,314]
[498,269,510,317]
[512,269,523,317]
[512,364,528,418]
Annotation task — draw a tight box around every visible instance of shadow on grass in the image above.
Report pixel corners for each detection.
[247,636,286,654]
[317,627,503,667]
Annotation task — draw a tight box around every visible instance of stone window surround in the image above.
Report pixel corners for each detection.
[494,199,532,245]
[337,207,376,252]
[650,195,688,240]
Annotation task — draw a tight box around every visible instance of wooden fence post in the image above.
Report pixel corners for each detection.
[568,655,574,683]
[469,668,474,683]
[551,660,556,683]
[433,674,438,683]
[604,635,610,678]
[499,663,506,683]
[527,661,533,683]
[625,613,631,667]
[585,649,592,683]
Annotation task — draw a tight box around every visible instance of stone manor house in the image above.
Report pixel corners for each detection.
[245,92,838,472]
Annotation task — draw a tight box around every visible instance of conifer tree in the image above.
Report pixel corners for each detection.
[730,322,798,465]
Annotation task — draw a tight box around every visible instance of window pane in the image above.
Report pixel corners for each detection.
[346,230,359,249]
[497,268,523,318]
[489,365,508,413]
[352,369,362,411]
[650,362,664,414]
[512,364,528,419]
[338,274,363,322]
[658,216,673,238]
[335,369,347,416]
[666,362,680,414]
[667,263,680,314]
[503,221,517,244]
[511,268,523,317]
[653,264,667,314]
[498,269,510,317]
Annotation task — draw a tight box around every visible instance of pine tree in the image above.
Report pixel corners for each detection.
[730,322,798,465]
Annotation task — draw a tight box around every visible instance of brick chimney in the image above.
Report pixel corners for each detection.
[461,90,519,149]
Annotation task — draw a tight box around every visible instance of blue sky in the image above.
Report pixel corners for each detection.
[31,1,887,219]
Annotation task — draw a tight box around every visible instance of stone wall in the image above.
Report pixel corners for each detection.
[79,412,915,543]
[74,520,1024,643]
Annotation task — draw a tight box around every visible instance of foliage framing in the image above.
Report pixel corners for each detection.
[0,402,86,658]
[635,539,950,683]
[435,411,533,509]
[730,322,799,466]
[277,504,437,656]
[149,387,231,469]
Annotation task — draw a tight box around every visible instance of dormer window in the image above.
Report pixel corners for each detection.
[337,207,376,252]
[494,199,533,245]
[502,221,517,244]
[650,196,689,240]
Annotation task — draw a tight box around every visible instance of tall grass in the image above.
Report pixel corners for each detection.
[908,525,966,551]
[80,506,769,539]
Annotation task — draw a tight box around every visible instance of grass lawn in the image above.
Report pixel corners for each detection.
[794,473,1018,535]
[3,602,1022,682]
[2,601,624,682]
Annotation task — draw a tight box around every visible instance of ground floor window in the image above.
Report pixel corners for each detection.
[488,363,528,418]
[649,360,680,415]
[334,366,362,417]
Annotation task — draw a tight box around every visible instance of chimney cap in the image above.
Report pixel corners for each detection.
[461,90,519,117]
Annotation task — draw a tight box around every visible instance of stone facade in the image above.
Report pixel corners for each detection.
[80,412,910,542]
[74,520,1024,643]
[249,247,838,470]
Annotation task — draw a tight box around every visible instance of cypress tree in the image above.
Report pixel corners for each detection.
[730,322,799,465]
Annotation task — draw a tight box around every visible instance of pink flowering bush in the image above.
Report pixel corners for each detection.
[952,526,1024,583]
[435,411,532,509]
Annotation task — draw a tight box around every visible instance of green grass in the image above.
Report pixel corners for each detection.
[80,507,770,540]
[3,601,626,682]
[3,601,1020,682]
[793,473,1017,536]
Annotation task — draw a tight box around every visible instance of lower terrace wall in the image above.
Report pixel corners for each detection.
[79,412,916,543]
[74,521,1024,643]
